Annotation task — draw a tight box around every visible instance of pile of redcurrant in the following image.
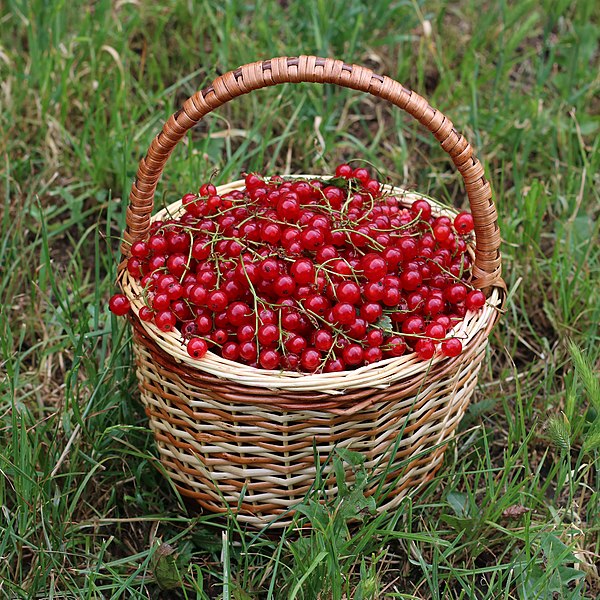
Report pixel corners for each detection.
[109,164,486,372]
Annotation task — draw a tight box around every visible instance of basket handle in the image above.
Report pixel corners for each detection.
[122,56,502,290]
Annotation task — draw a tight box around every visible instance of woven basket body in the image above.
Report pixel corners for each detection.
[117,57,504,528]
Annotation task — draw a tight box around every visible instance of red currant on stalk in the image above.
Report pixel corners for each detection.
[445,283,467,305]
[347,318,367,339]
[165,281,183,300]
[342,343,364,366]
[148,255,166,272]
[258,306,277,325]
[121,164,485,373]
[237,324,256,342]
[424,296,445,317]
[415,339,435,360]
[465,290,486,310]
[361,253,387,281]
[332,302,357,326]
[285,333,308,354]
[155,310,176,332]
[221,341,240,361]
[364,347,383,364]
[167,253,188,277]
[277,194,300,220]
[139,306,153,322]
[195,315,212,334]
[109,294,131,316]
[441,337,463,357]
[366,329,384,347]
[324,186,344,209]
[411,198,432,221]
[167,231,190,253]
[360,302,382,323]
[313,329,334,352]
[335,163,353,178]
[258,324,279,346]
[187,337,208,359]
[364,179,380,196]
[454,211,474,234]
[281,353,299,370]
[382,247,402,269]
[127,257,144,278]
[188,284,207,306]
[364,282,384,302]
[300,228,325,251]
[304,294,330,316]
[273,275,296,297]
[353,167,370,183]
[261,222,282,244]
[227,302,252,326]
[199,183,217,197]
[398,236,418,259]
[148,234,168,255]
[206,290,228,312]
[239,341,258,362]
[259,349,280,370]
[425,323,446,340]
[171,299,192,321]
[260,257,280,281]
[130,241,149,259]
[435,314,452,329]
[386,336,407,357]
[382,286,400,307]
[301,348,321,372]
[336,281,361,304]
[213,310,228,329]
[324,358,345,372]
[400,270,422,291]
[402,316,425,335]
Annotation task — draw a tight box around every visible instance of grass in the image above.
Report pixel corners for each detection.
[0,0,599,597]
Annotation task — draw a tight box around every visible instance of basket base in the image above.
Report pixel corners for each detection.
[173,444,448,530]
[133,331,484,529]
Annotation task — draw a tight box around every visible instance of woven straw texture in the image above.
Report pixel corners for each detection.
[117,56,505,528]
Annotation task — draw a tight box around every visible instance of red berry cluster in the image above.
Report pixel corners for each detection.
[110,164,486,372]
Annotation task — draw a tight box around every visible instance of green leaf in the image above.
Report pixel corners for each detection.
[446,491,471,518]
[333,455,348,496]
[439,514,476,533]
[375,314,393,333]
[152,543,182,591]
[326,176,351,189]
[335,447,365,467]
[232,583,255,600]
[294,500,329,530]
[338,484,376,522]
[539,532,573,561]
[288,550,329,600]
[466,397,498,418]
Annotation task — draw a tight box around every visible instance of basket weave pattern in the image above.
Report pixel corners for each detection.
[132,315,489,524]
[118,56,504,528]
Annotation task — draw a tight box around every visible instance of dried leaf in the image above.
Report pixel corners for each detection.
[502,504,531,519]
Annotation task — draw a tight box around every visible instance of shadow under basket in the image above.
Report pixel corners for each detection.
[117,56,505,529]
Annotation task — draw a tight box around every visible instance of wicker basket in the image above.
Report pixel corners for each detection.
[117,56,504,528]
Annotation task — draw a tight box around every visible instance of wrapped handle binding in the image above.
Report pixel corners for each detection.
[122,56,502,290]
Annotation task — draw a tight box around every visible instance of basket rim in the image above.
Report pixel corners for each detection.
[119,178,504,394]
